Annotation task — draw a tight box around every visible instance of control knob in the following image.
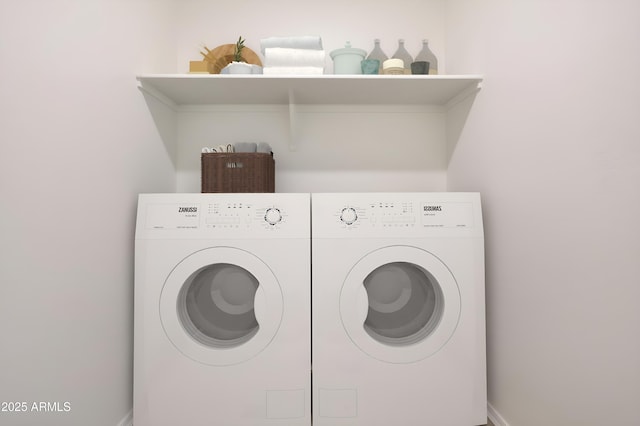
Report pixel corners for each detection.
[264,208,282,225]
[340,207,358,225]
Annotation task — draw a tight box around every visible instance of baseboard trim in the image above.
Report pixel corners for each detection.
[116,409,133,426]
[488,402,509,426]
[119,404,504,426]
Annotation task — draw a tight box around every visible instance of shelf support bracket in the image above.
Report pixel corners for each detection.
[445,80,483,111]
[288,88,297,151]
[136,79,178,111]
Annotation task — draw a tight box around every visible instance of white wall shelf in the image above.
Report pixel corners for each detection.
[136,74,483,108]
[136,73,483,185]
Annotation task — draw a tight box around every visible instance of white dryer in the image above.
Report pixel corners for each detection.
[311,193,486,426]
[134,193,310,426]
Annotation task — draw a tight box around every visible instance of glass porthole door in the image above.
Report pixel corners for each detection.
[160,247,283,366]
[340,246,461,364]
[179,263,260,349]
[363,262,444,346]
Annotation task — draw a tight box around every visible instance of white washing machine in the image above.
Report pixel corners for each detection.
[312,193,486,426]
[134,193,310,426]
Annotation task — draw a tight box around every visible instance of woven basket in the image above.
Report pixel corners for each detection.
[201,152,275,193]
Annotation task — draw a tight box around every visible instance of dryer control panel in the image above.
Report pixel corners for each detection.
[312,193,483,238]
[203,201,288,230]
[136,193,310,239]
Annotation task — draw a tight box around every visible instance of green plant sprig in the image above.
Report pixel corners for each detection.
[234,36,245,62]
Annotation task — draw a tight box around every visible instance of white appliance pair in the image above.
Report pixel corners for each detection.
[134,192,486,426]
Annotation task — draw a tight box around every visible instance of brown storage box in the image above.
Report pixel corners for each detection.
[201,152,275,193]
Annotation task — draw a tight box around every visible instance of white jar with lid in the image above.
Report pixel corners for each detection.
[382,58,405,75]
[330,41,367,74]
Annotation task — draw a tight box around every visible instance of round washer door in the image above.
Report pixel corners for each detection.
[160,247,283,366]
[340,245,461,364]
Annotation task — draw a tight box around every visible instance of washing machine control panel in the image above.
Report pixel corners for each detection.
[322,195,477,236]
[138,194,310,239]
[205,202,290,230]
[338,201,418,229]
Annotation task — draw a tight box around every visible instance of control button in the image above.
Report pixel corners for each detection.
[340,207,358,225]
[264,208,282,225]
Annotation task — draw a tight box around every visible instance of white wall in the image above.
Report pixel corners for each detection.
[0,1,176,425]
[446,1,640,425]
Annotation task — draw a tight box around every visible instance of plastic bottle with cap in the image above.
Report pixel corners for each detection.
[392,39,413,74]
[415,39,438,75]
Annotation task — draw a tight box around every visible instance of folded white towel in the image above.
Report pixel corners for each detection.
[257,142,272,153]
[264,48,326,68]
[260,36,323,55]
[263,66,324,75]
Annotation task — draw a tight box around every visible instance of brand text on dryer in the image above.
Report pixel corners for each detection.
[179,207,198,213]
[423,206,442,211]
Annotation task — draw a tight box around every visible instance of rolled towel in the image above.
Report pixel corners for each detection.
[260,35,323,55]
[257,142,272,153]
[263,66,324,75]
[234,142,257,152]
[264,48,326,68]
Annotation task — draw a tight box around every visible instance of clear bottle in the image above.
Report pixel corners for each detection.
[392,39,413,73]
[367,39,388,74]
[415,39,438,75]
